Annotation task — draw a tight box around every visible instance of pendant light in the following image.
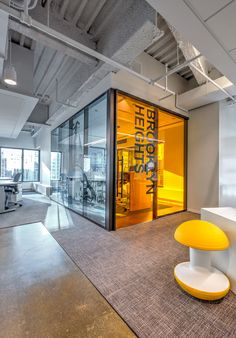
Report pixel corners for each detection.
[3,34,17,86]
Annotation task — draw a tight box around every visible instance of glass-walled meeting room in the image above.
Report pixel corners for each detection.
[50,90,186,230]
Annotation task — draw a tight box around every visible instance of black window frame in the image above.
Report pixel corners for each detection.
[0,146,40,183]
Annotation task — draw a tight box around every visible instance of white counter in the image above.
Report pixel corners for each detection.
[201,207,236,294]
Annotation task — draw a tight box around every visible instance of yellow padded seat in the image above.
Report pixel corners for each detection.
[174,220,229,251]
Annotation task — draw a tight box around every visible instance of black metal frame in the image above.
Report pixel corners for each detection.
[0,146,40,182]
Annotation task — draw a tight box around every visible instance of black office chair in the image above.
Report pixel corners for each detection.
[13,172,21,182]
[5,173,22,209]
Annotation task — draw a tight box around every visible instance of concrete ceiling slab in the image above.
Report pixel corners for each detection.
[0,89,38,138]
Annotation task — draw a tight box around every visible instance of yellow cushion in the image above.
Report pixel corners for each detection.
[174,220,229,250]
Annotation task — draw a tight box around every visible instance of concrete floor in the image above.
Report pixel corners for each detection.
[0,222,135,338]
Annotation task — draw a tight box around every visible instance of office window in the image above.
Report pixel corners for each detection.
[1,148,22,179]
[0,147,40,182]
[23,150,40,182]
[51,151,61,180]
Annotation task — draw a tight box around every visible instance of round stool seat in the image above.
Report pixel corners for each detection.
[174,219,230,301]
[174,220,229,250]
[174,262,230,300]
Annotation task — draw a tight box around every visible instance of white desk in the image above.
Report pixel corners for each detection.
[201,207,236,294]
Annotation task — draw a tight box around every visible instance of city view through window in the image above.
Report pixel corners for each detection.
[0,148,40,182]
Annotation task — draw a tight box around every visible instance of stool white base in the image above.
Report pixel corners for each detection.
[174,262,230,300]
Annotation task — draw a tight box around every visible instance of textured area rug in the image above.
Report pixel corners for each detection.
[52,211,236,338]
[0,196,50,228]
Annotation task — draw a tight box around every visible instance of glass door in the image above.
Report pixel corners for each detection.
[115,93,186,229]
[116,94,158,228]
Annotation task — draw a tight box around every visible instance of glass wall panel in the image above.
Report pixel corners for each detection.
[83,95,107,226]
[51,94,107,227]
[116,94,158,228]
[68,112,84,214]
[51,121,70,207]
[23,149,39,182]
[157,110,185,216]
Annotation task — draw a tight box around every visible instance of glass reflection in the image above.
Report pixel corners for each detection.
[83,95,107,225]
[51,94,107,227]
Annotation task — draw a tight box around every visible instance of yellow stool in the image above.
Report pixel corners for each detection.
[174,220,230,300]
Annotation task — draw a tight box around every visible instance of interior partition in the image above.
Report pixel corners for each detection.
[115,92,186,228]
[51,93,108,228]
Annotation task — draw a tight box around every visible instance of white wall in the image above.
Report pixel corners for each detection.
[35,125,51,187]
[219,101,236,207]
[188,102,219,213]
[0,131,35,149]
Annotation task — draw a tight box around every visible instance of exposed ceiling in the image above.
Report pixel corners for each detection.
[145,14,194,80]
[146,0,236,87]
[0,0,233,137]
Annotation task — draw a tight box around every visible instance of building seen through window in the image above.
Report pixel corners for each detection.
[0,148,40,182]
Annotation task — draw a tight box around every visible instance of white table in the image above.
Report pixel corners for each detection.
[201,207,236,294]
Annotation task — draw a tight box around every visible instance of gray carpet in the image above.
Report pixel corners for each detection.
[0,196,50,228]
[52,211,236,338]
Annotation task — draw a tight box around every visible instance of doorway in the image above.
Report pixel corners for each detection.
[115,93,186,228]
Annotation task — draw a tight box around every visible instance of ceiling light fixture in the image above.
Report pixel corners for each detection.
[3,34,17,86]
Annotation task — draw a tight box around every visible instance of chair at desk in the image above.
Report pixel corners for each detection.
[5,173,22,209]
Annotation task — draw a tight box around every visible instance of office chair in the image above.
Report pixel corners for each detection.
[13,172,21,182]
[5,173,22,209]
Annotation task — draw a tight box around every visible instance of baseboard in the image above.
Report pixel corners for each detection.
[187,208,200,214]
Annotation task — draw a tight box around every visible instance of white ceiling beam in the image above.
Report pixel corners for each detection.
[19,33,25,46]
[30,3,95,48]
[72,0,88,26]
[91,0,122,38]
[153,40,176,59]
[84,0,106,32]
[9,20,97,67]
[60,0,70,18]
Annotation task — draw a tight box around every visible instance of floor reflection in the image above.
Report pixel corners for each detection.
[23,193,76,232]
